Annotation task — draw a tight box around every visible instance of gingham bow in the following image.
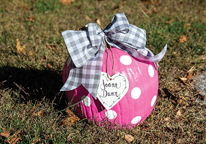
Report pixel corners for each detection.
[60,13,167,99]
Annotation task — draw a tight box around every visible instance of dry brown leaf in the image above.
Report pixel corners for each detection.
[48,64,53,68]
[184,23,191,28]
[16,39,26,55]
[6,130,21,144]
[95,18,101,26]
[37,111,44,117]
[0,128,10,138]
[124,134,134,143]
[176,109,182,118]
[46,44,57,50]
[179,77,187,82]
[177,139,181,143]
[67,133,75,140]
[179,35,187,43]
[177,99,185,105]
[165,19,174,25]
[30,106,37,114]
[85,15,92,21]
[61,108,80,126]
[60,0,74,5]
[23,4,29,11]
[28,51,33,56]
[32,138,41,144]
[187,66,195,79]
[26,16,35,22]
[33,111,44,117]
[164,117,170,121]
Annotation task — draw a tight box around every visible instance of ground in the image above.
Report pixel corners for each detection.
[0,0,206,143]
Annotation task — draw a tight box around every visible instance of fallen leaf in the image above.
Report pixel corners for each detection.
[164,117,170,121]
[23,4,29,11]
[179,77,187,82]
[187,66,195,79]
[61,108,80,126]
[67,133,75,140]
[31,138,41,144]
[46,44,57,50]
[0,128,10,138]
[177,139,181,143]
[60,0,74,5]
[30,106,37,115]
[33,111,44,117]
[179,35,187,43]
[48,64,53,69]
[176,109,182,118]
[28,51,33,56]
[184,23,191,28]
[177,99,185,105]
[124,134,134,143]
[85,15,92,21]
[37,111,44,117]
[95,18,101,26]
[165,19,174,25]
[26,16,35,22]
[16,39,26,55]
[5,130,21,144]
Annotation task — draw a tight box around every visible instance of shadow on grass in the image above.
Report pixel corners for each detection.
[0,66,67,110]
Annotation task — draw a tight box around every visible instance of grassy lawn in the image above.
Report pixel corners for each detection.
[0,0,206,143]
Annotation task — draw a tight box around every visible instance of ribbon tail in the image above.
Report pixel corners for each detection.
[134,44,167,62]
[60,64,82,92]
[151,44,167,62]
[60,42,105,99]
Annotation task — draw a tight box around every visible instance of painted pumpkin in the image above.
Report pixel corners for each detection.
[62,47,158,127]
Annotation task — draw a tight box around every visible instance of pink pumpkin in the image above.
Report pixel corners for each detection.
[62,47,158,127]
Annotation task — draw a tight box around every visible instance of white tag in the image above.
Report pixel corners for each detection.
[97,72,129,110]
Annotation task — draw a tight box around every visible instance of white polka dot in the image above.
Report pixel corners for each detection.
[151,95,157,107]
[131,87,141,99]
[148,65,154,77]
[81,96,91,106]
[131,116,142,124]
[120,55,132,65]
[67,57,71,66]
[105,110,117,119]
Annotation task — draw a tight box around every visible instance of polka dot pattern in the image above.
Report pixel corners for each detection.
[151,95,157,107]
[131,87,141,99]
[148,65,154,77]
[131,116,142,124]
[81,96,92,106]
[63,47,159,128]
[105,110,117,119]
[120,55,132,65]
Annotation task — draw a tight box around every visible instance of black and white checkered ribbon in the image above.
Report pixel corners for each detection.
[60,13,167,99]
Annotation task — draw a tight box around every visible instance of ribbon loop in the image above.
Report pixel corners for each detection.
[104,13,146,50]
[62,23,104,68]
[104,13,129,35]
[87,23,104,47]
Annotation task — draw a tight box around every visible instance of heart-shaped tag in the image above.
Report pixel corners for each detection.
[97,72,129,110]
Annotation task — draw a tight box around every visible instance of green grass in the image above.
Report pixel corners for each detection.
[0,0,206,143]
